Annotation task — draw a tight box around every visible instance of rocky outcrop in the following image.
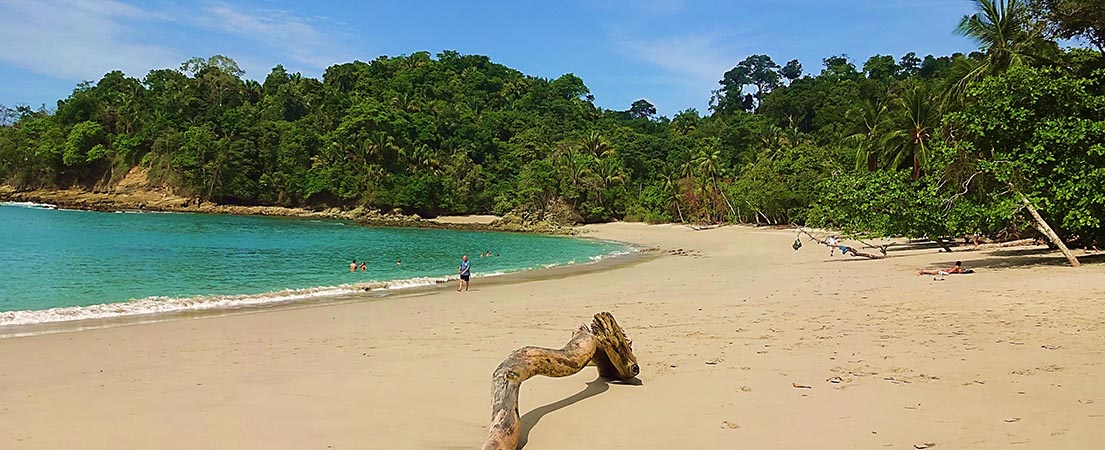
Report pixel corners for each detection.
[481,198,583,234]
[0,166,581,234]
[0,184,578,234]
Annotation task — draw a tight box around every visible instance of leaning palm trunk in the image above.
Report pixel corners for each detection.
[716,182,737,218]
[1018,192,1080,267]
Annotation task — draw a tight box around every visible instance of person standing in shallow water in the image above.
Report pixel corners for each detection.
[349,260,357,273]
[457,255,470,292]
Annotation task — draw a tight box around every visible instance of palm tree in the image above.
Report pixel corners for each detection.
[407,144,440,175]
[579,131,612,158]
[757,125,786,152]
[694,148,737,218]
[678,150,698,182]
[755,125,810,164]
[390,92,421,112]
[557,145,589,187]
[365,132,399,167]
[659,165,685,222]
[881,84,940,180]
[845,97,890,171]
[592,157,625,192]
[949,0,1055,102]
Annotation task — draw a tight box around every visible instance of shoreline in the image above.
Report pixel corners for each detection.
[0,184,579,234]
[0,241,647,338]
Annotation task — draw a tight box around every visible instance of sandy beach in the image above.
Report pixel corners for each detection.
[2,223,1104,449]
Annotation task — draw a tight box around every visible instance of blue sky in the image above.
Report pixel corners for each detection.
[0,0,982,116]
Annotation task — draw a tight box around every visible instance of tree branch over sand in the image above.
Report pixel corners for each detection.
[481,312,640,450]
[796,228,886,259]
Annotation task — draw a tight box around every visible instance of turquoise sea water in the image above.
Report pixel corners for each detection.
[0,203,627,325]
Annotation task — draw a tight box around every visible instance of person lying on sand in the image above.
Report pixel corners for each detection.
[919,261,974,275]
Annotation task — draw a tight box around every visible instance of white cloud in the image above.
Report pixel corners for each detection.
[0,0,180,80]
[616,32,740,97]
[0,0,355,83]
[192,2,354,73]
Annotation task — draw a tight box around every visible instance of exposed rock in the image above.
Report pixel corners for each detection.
[0,182,580,235]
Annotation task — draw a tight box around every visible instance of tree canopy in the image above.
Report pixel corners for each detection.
[1,0,1102,251]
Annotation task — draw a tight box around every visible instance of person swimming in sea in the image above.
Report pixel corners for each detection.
[359,261,367,272]
[397,258,402,267]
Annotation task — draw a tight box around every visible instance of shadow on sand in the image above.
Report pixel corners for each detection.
[517,376,643,448]
[923,248,1105,270]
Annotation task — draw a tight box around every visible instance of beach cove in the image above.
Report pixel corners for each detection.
[1,223,1103,449]
[0,204,626,328]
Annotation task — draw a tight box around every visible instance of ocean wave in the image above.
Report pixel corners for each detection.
[0,276,451,327]
[0,246,636,327]
[1,201,58,210]
[589,247,637,261]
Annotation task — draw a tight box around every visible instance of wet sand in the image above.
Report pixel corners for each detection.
[1,223,1103,449]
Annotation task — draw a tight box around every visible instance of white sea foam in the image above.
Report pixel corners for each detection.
[0,277,444,327]
[0,270,515,326]
[0,247,636,328]
[1,201,58,210]
[589,246,637,261]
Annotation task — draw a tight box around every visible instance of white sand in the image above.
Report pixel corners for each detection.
[1,223,1104,449]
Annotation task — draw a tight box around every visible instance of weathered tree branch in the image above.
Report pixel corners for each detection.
[481,312,639,450]
[856,238,897,256]
[796,228,885,259]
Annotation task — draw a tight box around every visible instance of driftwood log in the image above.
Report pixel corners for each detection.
[481,312,639,450]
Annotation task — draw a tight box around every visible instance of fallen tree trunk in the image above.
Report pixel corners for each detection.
[796,229,885,259]
[481,312,639,450]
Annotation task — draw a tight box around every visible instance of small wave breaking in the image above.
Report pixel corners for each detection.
[0,246,637,328]
[0,277,447,327]
[1,201,58,210]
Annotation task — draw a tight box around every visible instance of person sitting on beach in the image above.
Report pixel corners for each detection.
[350,260,357,273]
[457,255,470,292]
[359,262,367,272]
[919,261,972,275]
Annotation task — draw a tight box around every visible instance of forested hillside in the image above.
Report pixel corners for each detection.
[1,0,1102,248]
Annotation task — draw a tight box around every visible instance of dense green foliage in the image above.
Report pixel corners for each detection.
[1,0,1102,245]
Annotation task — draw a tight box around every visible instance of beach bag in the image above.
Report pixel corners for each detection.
[792,238,802,251]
